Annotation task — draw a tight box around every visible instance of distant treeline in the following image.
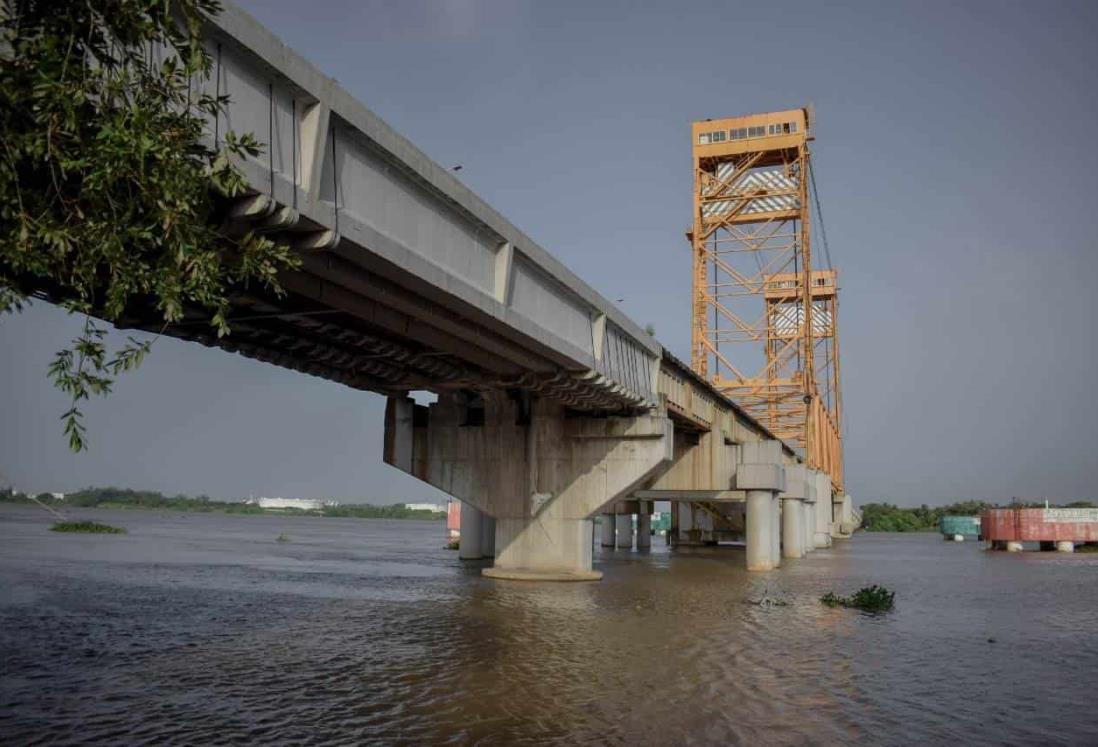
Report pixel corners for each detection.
[0,487,444,520]
[321,503,444,520]
[862,500,1095,532]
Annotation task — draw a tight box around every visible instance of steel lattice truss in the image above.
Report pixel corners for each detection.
[688,109,844,490]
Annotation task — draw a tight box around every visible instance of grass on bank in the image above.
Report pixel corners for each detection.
[50,521,126,535]
[821,585,895,612]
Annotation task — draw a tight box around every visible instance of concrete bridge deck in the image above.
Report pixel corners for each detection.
[109,2,859,579]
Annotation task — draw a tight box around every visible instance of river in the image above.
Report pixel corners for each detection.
[1,504,1096,745]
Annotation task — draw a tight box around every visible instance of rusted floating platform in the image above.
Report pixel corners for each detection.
[982,508,1098,553]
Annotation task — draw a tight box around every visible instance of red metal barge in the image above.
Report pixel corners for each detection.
[981,508,1098,552]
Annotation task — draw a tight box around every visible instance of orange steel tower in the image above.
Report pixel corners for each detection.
[687,108,843,490]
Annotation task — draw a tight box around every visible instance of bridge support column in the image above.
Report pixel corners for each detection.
[811,470,833,549]
[802,475,815,554]
[771,497,782,567]
[735,441,786,571]
[636,502,651,550]
[745,491,778,571]
[600,514,616,547]
[780,465,807,559]
[384,394,673,581]
[615,512,633,550]
[480,514,496,559]
[781,498,804,559]
[459,502,483,560]
[835,494,856,537]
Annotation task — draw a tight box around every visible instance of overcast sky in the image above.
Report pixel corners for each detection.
[2,0,1096,505]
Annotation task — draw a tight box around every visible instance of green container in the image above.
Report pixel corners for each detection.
[939,515,981,537]
[651,511,671,533]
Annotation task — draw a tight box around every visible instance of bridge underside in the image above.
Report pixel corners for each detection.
[104,235,644,412]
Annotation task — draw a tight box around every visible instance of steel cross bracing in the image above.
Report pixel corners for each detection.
[689,109,844,491]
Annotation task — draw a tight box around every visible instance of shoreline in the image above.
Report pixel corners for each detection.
[0,497,445,521]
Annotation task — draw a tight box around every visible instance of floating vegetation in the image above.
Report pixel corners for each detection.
[50,521,126,534]
[821,585,895,612]
[745,596,790,608]
[446,539,459,551]
[745,585,790,608]
[276,533,291,543]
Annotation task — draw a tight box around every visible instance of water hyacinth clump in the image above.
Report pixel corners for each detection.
[51,521,126,534]
[821,585,895,612]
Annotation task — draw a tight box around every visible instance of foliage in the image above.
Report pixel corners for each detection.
[51,520,126,534]
[745,596,790,608]
[2,486,263,513]
[0,0,300,450]
[321,504,446,520]
[821,585,895,612]
[276,533,290,543]
[745,584,790,608]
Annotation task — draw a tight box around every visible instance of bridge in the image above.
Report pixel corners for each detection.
[116,2,858,580]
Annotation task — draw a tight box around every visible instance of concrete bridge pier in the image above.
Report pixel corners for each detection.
[834,494,856,537]
[600,514,616,547]
[780,465,807,559]
[771,499,782,566]
[736,441,787,571]
[459,502,483,560]
[802,473,816,554]
[384,393,673,581]
[811,470,834,549]
[615,511,634,550]
[637,502,652,550]
[480,514,496,559]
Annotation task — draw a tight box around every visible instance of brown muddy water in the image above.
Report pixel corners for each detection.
[1,503,1097,745]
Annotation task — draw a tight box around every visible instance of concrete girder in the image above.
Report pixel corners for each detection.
[192,3,663,411]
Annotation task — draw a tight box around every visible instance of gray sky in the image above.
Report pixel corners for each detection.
[2,0,1096,505]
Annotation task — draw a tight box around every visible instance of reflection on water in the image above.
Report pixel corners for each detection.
[2,504,1097,745]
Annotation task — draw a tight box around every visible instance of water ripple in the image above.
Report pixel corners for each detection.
[2,508,1097,745]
